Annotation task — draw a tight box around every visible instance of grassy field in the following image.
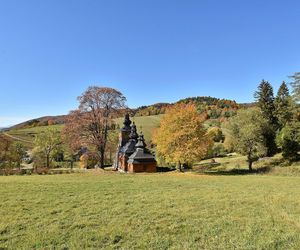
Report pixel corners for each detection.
[4,115,163,149]
[115,114,163,142]
[4,124,64,149]
[1,172,300,249]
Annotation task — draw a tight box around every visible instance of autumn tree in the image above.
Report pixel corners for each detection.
[47,119,56,126]
[8,142,27,169]
[63,86,126,168]
[0,135,12,167]
[153,103,213,171]
[0,136,27,169]
[228,108,268,171]
[254,80,278,156]
[207,127,224,142]
[34,128,62,168]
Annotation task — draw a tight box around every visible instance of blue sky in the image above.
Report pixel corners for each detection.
[0,0,300,127]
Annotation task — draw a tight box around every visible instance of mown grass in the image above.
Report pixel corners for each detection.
[1,172,300,249]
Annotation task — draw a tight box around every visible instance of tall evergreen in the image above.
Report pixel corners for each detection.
[290,72,300,102]
[254,80,278,156]
[274,82,293,128]
[254,80,277,124]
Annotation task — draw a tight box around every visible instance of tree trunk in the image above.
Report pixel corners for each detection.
[46,155,50,168]
[100,149,105,169]
[178,162,183,172]
[248,160,253,172]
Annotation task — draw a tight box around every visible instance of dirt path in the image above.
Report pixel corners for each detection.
[3,132,33,144]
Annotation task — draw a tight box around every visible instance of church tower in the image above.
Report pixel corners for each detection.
[119,113,132,147]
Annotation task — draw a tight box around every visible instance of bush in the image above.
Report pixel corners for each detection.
[207,143,227,158]
[276,122,300,162]
[207,127,224,142]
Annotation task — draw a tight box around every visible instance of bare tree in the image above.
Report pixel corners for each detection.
[63,86,126,168]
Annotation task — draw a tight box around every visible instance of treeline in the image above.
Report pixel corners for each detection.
[178,96,239,120]
[10,96,250,130]
[133,103,171,116]
[225,79,300,169]
[133,96,242,119]
[153,75,300,171]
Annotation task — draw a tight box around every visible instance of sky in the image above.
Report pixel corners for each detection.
[0,0,300,127]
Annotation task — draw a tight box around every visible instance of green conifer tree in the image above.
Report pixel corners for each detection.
[274,82,293,128]
[290,72,300,102]
[254,80,278,156]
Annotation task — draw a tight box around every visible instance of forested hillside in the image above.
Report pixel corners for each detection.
[9,96,250,130]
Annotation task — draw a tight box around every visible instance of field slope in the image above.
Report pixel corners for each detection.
[1,172,300,249]
[4,115,163,149]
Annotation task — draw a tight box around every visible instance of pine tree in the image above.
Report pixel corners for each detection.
[274,82,293,128]
[254,80,277,124]
[290,72,300,102]
[254,80,278,156]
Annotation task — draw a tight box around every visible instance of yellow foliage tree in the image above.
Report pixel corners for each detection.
[153,103,213,171]
[79,154,88,169]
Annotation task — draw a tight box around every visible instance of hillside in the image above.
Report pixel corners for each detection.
[9,115,67,130]
[4,95,254,150]
[4,115,163,149]
[8,96,253,130]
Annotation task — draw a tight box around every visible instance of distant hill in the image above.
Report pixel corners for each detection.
[8,96,255,130]
[133,96,254,119]
[9,115,68,130]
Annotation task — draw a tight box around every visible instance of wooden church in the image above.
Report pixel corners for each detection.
[114,114,157,173]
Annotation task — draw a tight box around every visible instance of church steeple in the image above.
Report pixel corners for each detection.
[129,122,138,140]
[119,114,132,147]
[122,113,132,131]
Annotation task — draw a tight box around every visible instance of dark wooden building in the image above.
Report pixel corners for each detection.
[114,114,157,173]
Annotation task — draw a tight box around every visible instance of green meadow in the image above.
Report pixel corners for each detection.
[1,172,300,249]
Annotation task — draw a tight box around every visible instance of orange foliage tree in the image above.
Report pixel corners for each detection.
[47,119,56,126]
[63,86,126,168]
[153,103,213,171]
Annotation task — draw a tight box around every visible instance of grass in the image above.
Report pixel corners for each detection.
[1,172,300,249]
[115,114,163,142]
[196,153,300,176]
[5,124,64,149]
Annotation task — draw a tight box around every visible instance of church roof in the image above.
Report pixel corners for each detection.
[120,121,139,155]
[127,148,156,164]
[122,139,136,154]
[127,133,156,164]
